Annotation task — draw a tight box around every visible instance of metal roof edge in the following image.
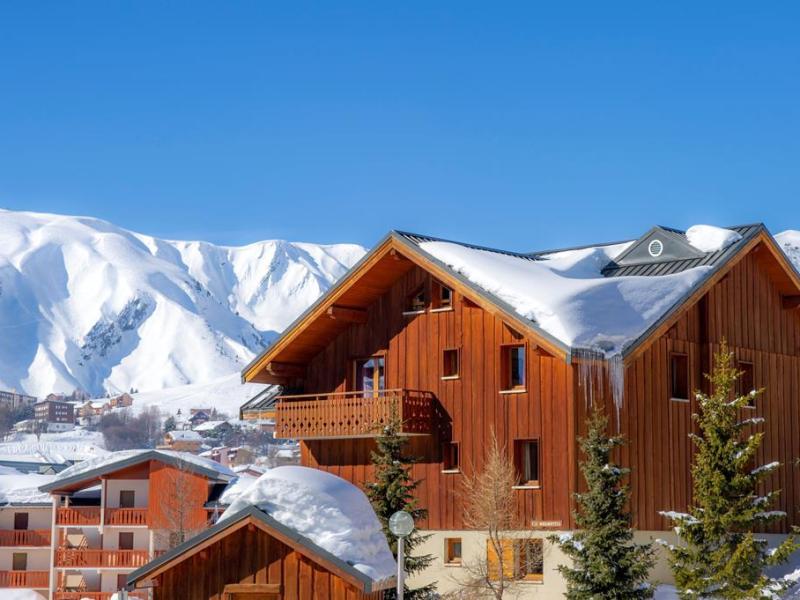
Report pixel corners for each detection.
[38,450,234,494]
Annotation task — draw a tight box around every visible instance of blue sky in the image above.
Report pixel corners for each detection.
[0,2,798,250]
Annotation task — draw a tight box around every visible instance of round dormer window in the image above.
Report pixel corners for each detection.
[648,239,664,258]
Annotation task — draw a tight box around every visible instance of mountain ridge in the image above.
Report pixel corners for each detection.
[0,208,365,397]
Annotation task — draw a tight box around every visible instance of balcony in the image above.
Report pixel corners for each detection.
[0,570,49,588]
[55,594,147,600]
[0,529,51,546]
[105,508,148,526]
[55,548,151,568]
[274,389,435,439]
[57,507,101,526]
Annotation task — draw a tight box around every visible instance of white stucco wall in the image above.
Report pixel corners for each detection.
[0,507,51,530]
[0,547,51,570]
[105,480,149,508]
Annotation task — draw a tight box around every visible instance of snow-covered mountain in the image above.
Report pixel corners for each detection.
[0,209,365,397]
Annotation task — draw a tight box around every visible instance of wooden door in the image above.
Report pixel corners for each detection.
[12,552,27,571]
[119,490,135,508]
[119,532,134,550]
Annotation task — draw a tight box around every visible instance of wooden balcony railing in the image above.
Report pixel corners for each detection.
[57,506,101,526]
[275,389,435,439]
[105,507,148,526]
[55,593,147,600]
[0,529,51,546]
[55,548,150,568]
[0,570,49,588]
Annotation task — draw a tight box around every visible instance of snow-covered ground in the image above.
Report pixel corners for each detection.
[129,372,270,418]
[0,208,365,397]
[0,590,45,600]
[0,429,107,464]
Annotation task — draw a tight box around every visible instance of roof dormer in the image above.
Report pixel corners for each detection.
[611,226,705,267]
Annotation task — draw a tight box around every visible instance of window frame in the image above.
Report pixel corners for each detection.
[119,490,136,509]
[12,552,27,571]
[513,439,540,488]
[403,284,427,315]
[351,355,386,395]
[444,537,463,566]
[432,280,454,311]
[517,539,544,582]
[118,531,135,550]
[669,352,690,402]
[13,512,29,531]
[442,348,460,380]
[500,343,526,392]
[442,441,460,473]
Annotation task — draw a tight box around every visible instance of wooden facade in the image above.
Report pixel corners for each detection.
[246,231,800,535]
[132,514,387,600]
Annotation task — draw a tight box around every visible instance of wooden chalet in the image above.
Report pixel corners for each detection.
[126,505,393,600]
[240,224,800,593]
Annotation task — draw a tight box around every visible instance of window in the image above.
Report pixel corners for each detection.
[406,286,426,313]
[119,490,135,508]
[354,357,385,394]
[518,540,544,582]
[432,281,453,310]
[514,440,540,487]
[13,513,28,531]
[737,361,756,407]
[487,539,544,582]
[12,552,27,571]
[117,574,129,590]
[501,345,526,391]
[670,353,689,400]
[442,442,460,472]
[118,532,134,550]
[445,538,462,565]
[442,349,460,379]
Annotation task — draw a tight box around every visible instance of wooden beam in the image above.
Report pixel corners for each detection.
[389,248,407,261]
[266,362,305,378]
[326,305,368,323]
[783,295,800,309]
[224,583,281,594]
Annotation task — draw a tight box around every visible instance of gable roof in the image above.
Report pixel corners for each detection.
[126,505,395,593]
[39,449,235,494]
[243,224,800,380]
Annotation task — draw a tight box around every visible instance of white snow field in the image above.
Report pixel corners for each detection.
[0,429,107,464]
[129,371,270,418]
[0,464,55,504]
[0,208,365,397]
[221,466,396,582]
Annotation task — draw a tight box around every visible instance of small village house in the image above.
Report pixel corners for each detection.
[159,430,203,453]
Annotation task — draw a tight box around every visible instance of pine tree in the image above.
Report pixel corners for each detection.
[365,411,435,599]
[661,341,799,599]
[549,406,655,599]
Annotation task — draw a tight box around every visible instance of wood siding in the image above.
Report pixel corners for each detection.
[298,265,576,531]
[577,248,800,532]
[152,524,381,600]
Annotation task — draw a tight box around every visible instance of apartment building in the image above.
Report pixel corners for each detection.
[38,449,235,599]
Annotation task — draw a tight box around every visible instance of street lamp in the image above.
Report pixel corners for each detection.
[389,510,414,600]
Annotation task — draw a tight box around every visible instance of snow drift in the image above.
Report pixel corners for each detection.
[221,466,396,582]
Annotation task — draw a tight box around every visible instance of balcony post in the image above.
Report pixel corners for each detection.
[48,495,57,599]
[99,476,106,534]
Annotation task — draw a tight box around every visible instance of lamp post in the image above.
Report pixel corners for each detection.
[388,510,414,600]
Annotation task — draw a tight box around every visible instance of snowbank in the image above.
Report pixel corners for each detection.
[685,225,743,253]
[0,430,107,464]
[420,240,710,354]
[0,466,55,504]
[220,466,396,582]
[50,449,234,482]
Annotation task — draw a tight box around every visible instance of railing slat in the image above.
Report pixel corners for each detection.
[275,389,434,439]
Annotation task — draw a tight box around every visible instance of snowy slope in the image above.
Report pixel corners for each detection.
[0,209,365,397]
[776,231,800,272]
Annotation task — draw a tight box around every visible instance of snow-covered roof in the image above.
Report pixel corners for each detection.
[0,465,56,505]
[40,449,235,492]
[220,466,395,582]
[0,430,108,464]
[193,420,228,432]
[167,430,202,441]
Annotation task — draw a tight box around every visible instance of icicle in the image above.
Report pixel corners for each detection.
[577,352,605,410]
[608,353,625,430]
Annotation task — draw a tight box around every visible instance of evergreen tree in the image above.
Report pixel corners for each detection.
[365,411,434,599]
[163,415,176,433]
[549,406,655,599]
[661,341,799,599]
